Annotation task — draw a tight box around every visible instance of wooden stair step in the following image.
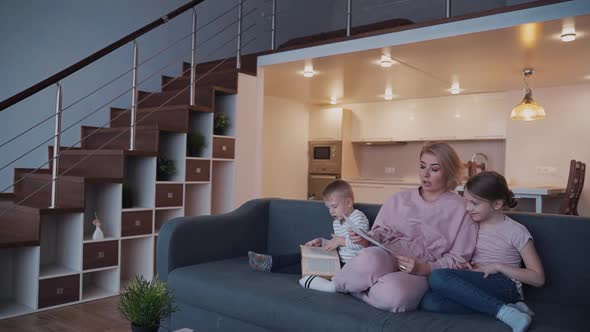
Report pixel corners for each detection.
[80,125,159,153]
[109,106,194,133]
[0,196,40,248]
[163,70,238,92]
[13,168,85,209]
[137,89,190,108]
[159,80,236,108]
[48,146,124,181]
[183,54,257,76]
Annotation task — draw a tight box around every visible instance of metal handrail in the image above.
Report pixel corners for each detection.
[0,5,259,175]
[1,31,257,201]
[0,0,205,112]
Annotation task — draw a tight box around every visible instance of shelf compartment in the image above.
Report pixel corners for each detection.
[0,246,39,319]
[83,240,119,271]
[187,112,213,158]
[211,160,235,215]
[158,132,186,182]
[212,136,235,159]
[38,274,80,309]
[155,183,183,208]
[155,209,183,234]
[214,94,236,137]
[84,183,121,240]
[185,183,211,217]
[121,210,153,237]
[120,237,154,291]
[123,156,156,209]
[40,213,82,279]
[82,268,119,301]
[185,159,211,182]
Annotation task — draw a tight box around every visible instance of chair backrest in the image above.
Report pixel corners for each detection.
[559,160,586,215]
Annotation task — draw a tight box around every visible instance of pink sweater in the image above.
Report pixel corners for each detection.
[370,188,477,270]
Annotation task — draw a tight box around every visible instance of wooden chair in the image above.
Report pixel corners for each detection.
[559,160,586,215]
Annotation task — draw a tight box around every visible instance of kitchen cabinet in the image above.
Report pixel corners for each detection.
[309,107,343,141]
[350,181,419,204]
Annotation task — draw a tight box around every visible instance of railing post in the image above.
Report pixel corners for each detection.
[190,9,197,105]
[130,41,139,151]
[50,83,63,209]
[446,0,451,18]
[346,0,352,37]
[236,0,243,69]
[271,0,276,50]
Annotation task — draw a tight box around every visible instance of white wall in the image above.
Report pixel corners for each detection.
[234,73,262,207]
[505,83,590,216]
[262,96,310,199]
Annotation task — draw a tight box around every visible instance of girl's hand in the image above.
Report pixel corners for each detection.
[304,238,323,247]
[395,255,416,274]
[472,263,501,278]
[348,229,369,247]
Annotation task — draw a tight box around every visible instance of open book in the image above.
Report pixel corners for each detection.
[300,245,341,279]
[345,216,395,255]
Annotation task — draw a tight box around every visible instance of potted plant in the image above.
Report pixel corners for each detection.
[214,112,231,135]
[187,132,206,157]
[118,276,177,332]
[157,156,176,181]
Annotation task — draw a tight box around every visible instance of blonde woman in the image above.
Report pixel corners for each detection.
[333,142,477,312]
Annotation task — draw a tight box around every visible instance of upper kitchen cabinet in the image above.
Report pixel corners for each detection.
[309,107,345,141]
[350,94,507,142]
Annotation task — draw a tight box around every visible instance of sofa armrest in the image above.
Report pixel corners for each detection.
[157,199,271,281]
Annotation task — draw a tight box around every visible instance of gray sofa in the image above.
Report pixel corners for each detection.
[157,198,590,331]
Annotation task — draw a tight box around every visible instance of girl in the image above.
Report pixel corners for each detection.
[420,171,545,332]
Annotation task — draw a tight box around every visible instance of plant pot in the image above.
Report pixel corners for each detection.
[213,128,227,136]
[187,146,203,158]
[131,323,159,332]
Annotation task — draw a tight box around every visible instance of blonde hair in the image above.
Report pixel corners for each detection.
[322,180,354,201]
[420,141,464,191]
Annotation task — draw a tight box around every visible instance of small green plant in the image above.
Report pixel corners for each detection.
[214,112,231,135]
[187,132,206,157]
[157,156,176,181]
[122,183,134,209]
[118,276,178,330]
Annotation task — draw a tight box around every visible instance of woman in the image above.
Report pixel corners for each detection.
[332,141,477,312]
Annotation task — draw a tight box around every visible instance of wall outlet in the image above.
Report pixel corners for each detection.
[536,166,557,175]
[384,167,396,174]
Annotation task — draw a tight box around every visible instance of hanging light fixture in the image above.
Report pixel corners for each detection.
[511,69,546,121]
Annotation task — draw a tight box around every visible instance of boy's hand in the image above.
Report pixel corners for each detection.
[304,238,323,247]
[348,229,369,247]
[331,234,345,247]
[323,238,339,251]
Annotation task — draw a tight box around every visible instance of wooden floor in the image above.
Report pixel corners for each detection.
[0,296,129,332]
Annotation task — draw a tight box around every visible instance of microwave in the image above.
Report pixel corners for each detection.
[309,141,341,174]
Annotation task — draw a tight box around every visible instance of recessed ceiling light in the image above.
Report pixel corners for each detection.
[384,88,394,100]
[449,82,462,95]
[330,97,337,105]
[561,33,576,42]
[303,67,314,78]
[379,55,395,68]
[561,23,576,42]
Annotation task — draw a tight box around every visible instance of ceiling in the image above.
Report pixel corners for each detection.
[263,14,590,105]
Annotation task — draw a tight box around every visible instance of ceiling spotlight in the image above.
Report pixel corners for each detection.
[303,67,315,78]
[449,82,462,95]
[384,88,394,100]
[380,55,395,68]
[330,97,337,105]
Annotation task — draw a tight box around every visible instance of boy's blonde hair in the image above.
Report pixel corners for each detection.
[322,180,354,201]
[420,141,464,191]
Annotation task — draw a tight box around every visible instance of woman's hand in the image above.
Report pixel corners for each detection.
[304,238,323,247]
[348,229,370,247]
[396,255,432,276]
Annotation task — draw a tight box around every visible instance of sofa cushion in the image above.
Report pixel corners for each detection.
[169,257,556,332]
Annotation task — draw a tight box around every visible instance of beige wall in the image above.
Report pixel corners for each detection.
[262,96,310,199]
[234,73,262,208]
[505,83,590,215]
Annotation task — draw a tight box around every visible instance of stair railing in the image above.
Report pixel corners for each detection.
[0,0,258,214]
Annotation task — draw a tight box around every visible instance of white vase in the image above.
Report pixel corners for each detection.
[92,226,104,240]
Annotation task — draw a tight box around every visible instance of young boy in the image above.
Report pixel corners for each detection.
[248,180,370,285]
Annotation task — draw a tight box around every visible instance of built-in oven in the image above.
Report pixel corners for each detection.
[309,141,341,174]
[308,174,339,200]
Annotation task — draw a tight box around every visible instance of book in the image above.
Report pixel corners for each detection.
[345,216,396,255]
[300,245,341,279]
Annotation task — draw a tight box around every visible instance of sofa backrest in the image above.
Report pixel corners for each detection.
[506,212,590,306]
[267,199,590,305]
